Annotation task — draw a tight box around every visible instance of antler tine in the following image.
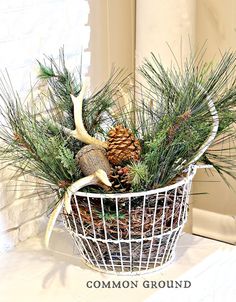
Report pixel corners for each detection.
[44,169,112,247]
[70,82,107,148]
[54,81,107,148]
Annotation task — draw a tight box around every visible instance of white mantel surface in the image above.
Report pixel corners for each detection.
[0,230,235,302]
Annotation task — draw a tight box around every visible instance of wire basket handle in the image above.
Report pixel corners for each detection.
[189,85,219,165]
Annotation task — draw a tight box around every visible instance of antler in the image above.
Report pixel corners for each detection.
[56,82,107,148]
[45,169,112,247]
[64,169,111,213]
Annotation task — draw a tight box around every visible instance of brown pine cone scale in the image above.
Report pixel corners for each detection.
[109,166,131,192]
[107,124,141,165]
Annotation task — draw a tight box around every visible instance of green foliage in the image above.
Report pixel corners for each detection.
[0,50,129,204]
[37,48,81,130]
[57,145,76,177]
[129,162,149,191]
[37,48,129,136]
[37,61,56,79]
[1,47,236,199]
[0,89,80,190]
[134,50,236,188]
[97,211,125,221]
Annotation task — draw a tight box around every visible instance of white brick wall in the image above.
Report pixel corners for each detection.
[0,0,90,252]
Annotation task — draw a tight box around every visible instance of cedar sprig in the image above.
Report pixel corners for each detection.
[0,72,81,198]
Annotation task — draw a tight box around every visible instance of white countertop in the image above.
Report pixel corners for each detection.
[0,229,235,302]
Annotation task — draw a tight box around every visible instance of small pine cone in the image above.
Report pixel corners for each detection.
[14,133,24,144]
[58,180,72,189]
[168,110,192,143]
[107,124,141,165]
[109,166,131,192]
[13,132,33,152]
[168,124,180,143]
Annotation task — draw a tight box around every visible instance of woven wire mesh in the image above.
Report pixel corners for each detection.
[61,166,196,275]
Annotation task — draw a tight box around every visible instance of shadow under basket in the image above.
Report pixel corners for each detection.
[61,166,196,275]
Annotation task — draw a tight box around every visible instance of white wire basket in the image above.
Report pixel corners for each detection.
[62,166,197,275]
[62,88,219,275]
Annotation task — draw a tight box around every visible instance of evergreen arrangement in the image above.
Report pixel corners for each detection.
[0,48,236,244]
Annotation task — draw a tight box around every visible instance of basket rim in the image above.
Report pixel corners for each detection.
[73,165,197,199]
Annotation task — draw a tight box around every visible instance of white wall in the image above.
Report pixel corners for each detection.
[136,0,196,69]
[0,0,90,252]
[87,0,135,91]
[192,0,236,243]
[135,0,196,232]
[0,0,90,93]
[135,0,236,242]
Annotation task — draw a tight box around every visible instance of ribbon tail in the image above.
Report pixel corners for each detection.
[44,199,64,248]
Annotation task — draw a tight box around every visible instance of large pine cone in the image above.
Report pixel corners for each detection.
[109,166,131,192]
[107,124,141,165]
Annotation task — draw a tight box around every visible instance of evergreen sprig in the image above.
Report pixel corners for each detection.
[1,48,236,197]
[37,48,129,136]
[0,51,130,203]
[136,51,236,188]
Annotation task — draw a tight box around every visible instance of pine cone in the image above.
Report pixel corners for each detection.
[58,180,72,189]
[168,110,191,143]
[14,133,33,152]
[107,124,141,165]
[109,166,131,192]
